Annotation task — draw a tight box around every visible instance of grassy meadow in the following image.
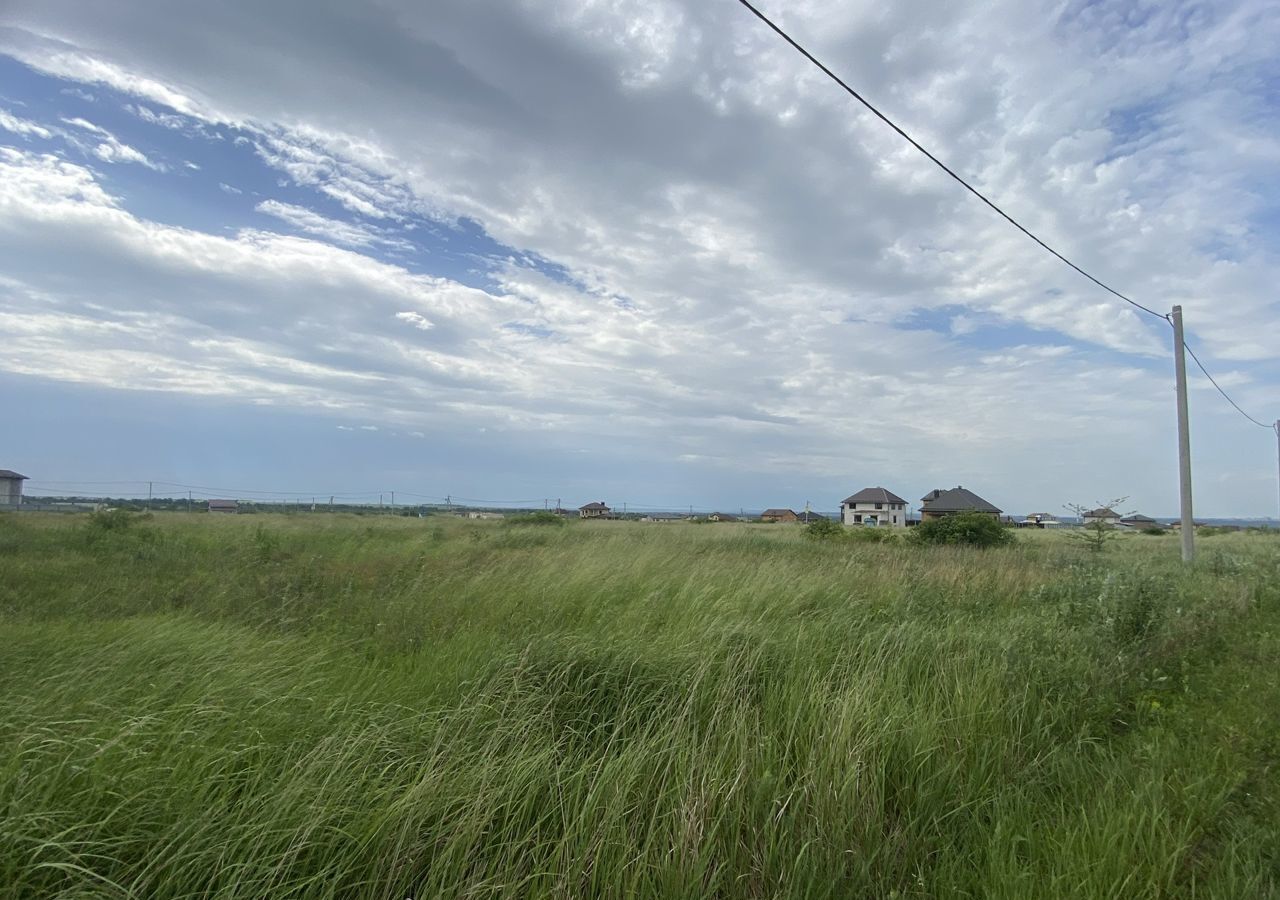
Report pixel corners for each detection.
[1,511,1279,898]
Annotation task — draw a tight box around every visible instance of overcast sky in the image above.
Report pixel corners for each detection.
[0,0,1277,516]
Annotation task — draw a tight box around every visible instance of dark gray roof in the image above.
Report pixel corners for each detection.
[919,486,1001,514]
[1084,507,1119,518]
[0,470,28,480]
[1121,513,1156,523]
[760,508,796,517]
[579,501,610,510]
[842,486,905,505]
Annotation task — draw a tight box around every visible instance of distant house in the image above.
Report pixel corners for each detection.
[919,487,1001,521]
[208,499,239,514]
[841,487,907,527]
[640,513,684,523]
[0,469,28,510]
[797,509,826,524]
[760,508,799,523]
[466,511,505,520]
[707,512,738,522]
[1022,512,1062,528]
[1119,513,1160,530]
[579,501,611,519]
[1082,507,1121,527]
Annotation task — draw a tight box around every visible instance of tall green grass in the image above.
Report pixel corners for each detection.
[1,513,1278,897]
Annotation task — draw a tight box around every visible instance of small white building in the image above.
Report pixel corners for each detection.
[0,470,28,509]
[840,487,908,527]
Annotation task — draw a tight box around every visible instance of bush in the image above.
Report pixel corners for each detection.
[910,512,1013,547]
[803,518,846,541]
[504,511,568,527]
[1140,527,1167,536]
[86,508,151,532]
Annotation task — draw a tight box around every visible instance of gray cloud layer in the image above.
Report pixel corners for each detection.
[0,0,1277,512]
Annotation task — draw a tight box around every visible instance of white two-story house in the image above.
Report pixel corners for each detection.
[840,487,908,527]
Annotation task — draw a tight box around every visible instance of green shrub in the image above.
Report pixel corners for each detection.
[1140,527,1167,536]
[910,512,1013,547]
[86,507,151,532]
[803,518,845,541]
[504,511,568,527]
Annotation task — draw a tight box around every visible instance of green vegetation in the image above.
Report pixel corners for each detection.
[1,513,1279,898]
[503,510,568,527]
[910,511,1014,547]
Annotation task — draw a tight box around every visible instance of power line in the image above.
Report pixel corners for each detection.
[1182,340,1272,429]
[736,0,1277,435]
[733,0,1168,321]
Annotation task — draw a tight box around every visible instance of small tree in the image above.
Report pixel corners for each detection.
[910,511,1013,547]
[1064,497,1130,552]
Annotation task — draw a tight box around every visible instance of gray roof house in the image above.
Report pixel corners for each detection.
[1082,507,1121,525]
[920,486,1001,520]
[841,487,908,527]
[579,501,611,519]
[0,469,28,509]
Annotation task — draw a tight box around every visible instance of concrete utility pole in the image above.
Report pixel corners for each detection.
[1171,306,1195,563]
[147,481,152,510]
[1274,420,1280,524]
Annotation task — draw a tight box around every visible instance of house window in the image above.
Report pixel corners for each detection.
[853,514,862,523]
[875,502,883,509]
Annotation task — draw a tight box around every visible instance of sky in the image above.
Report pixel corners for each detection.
[0,0,1277,516]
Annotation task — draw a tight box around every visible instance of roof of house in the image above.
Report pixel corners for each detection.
[708,512,738,521]
[760,508,797,517]
[208,499,239,508]
[579,501,610,511]
[797,511,827,521]
[1121,513,1157,523]
[0,470,28,480]
[919,486,1001,514]
[1084,507,1120,517]
[843,486,906,505]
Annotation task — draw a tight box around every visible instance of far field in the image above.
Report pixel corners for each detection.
[1,512,1278,898]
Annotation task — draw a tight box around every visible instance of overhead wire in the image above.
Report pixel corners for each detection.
[1182,340,1273,429]
[735,0,1275,431]
[733,0,1168,322]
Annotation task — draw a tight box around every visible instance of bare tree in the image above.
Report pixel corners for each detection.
[1064,497,1132,552]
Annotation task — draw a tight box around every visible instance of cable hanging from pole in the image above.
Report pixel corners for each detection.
[735,0,1277,434]
[1181,340,1273,429]
[733,0,1169,321]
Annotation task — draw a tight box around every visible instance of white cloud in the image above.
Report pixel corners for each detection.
[0,107,52,139]
[255,198,410,249]
[60,115,165,170]
[394,310,433,331]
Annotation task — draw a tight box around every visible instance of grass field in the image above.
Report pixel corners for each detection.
[1,512,1278,898]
